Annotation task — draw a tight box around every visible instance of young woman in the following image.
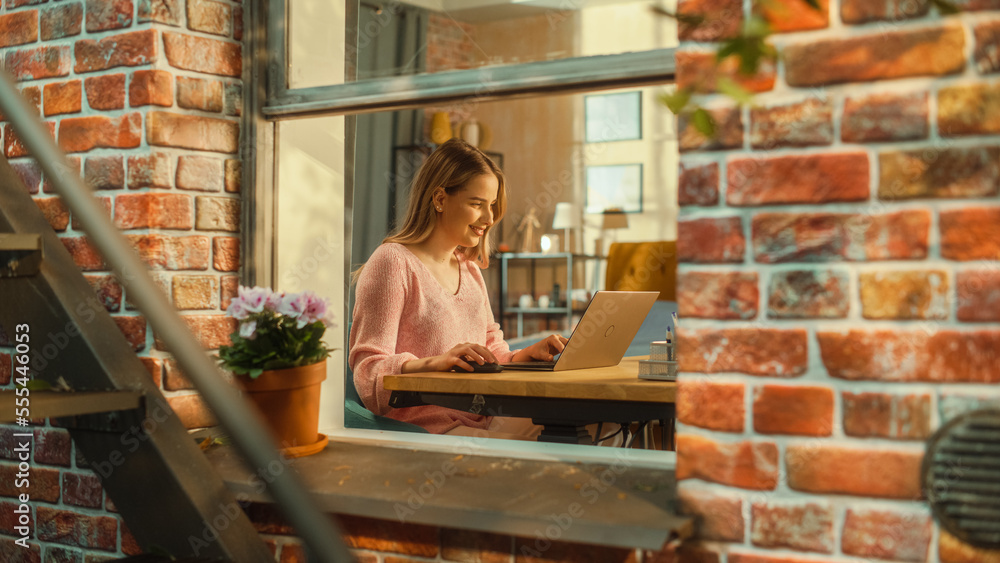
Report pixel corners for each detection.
[348,138,566,438]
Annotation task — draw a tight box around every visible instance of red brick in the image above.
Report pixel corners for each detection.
[841,0,930,23]
[114,193,193,230]
[196,196,240,232]
[176,155,224,191]
[880,146,1000,200]
[224,82,242,116]
[232,5,243,42]
[138,0,182,25]
[172,275,218,310]
[677,0,742,41]
[225,158,241,193]
[0,353,10,386]
[678,162,718,206]
[84,274,122,312]
[678,271,758,319]
[441,528,512,563]
[751,500,834,553]
[843,392,931,440]
[677,50,776,94]
[860,270,948,320]
[62,473,102,509]
[753,385,833,436]
[15,85,42,116]
[74,29,158,73]
[220,275,239,309]
[0,10,39,48]
[0,464,59,503]
[728,152,868,205]
[126,234,210,270]
[61,237,108,271]
[4,45,71,80]
[33,428,72,467]
[40,3,83,40]
[512,540,635,563]
[86,0,133,32]
[818,329,1000,383]
[786,444,923,499]
[114,316,147,351]
[139,356,162,387]
[84,73,126,111]
[750,98,833,149]
[963,0,1000,10]
[752,210,930,263]
[957,269,1000,322]
[36,506,118,550]
[941,208,1000,261]
[785,24,964,87]
[163,359,194,390]
[338,515,440,557]
[127,152,172,189]
[84,155,124,190]
[676,435,779,490]
[678,106,743,152]
[36,197,70,231]
[156,314,235,350]
[176,76,224,112]
[679,328,808,377]
[758,0,828,32]
[677,216,744,263]
[58,113,141,153]
[129,69,173,107]
[975,19,1000,74]
[0,536,40,562]
[146,111,239,153]
[677,380,744,432]
[678,486,743,542]
[939,529,1000,563]
[842,91,929,142]
[939,82,1000,136]
[767,269,848,318]
[842,508,931,561]
[11,160,42,194]
[187,0,232,36]
[43,80,82,116]
[163,32,241,77]
[4,122,56,159]
[213,236,240,271]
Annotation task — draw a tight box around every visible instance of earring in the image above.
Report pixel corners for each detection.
[436,207,442,212]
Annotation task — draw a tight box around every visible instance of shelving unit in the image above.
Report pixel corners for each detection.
[498,252,602,338]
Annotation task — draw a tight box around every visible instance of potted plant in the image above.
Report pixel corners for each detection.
[217,286,336,458]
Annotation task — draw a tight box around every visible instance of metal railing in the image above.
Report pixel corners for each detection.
[0,70,353,562]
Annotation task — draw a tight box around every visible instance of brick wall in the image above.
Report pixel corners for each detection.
[0,0,242,559]
[675,1,1000,561]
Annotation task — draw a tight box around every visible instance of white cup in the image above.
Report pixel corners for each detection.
[537,295,551,309]
[518,294,534,309]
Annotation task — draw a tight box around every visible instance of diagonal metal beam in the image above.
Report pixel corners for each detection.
[0,66,353,561]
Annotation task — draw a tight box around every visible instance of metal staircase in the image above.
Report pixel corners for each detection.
[0,71,352,561]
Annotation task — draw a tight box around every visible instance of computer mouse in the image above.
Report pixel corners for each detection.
[451,362,503,373]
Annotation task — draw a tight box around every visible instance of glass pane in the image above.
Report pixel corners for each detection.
[348,0,677,82]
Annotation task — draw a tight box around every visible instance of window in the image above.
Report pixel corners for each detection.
[249,0,678,461]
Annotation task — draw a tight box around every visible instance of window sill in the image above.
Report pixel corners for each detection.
[202,437,691,550]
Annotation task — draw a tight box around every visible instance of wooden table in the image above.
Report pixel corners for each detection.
[383,357,676,446]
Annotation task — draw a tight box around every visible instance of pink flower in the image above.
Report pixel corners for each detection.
[239,319,257,339]
[238,286,270,314]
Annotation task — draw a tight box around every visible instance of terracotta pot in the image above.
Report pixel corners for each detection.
[237,360,327,453]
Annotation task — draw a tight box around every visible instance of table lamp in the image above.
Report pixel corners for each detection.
[598,209,628,256]
[551,202,581,253]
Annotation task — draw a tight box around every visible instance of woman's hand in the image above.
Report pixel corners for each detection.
[402,342,498,373]
[511,334,568,363]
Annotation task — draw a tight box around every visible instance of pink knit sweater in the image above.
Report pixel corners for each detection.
[348,243,516,433]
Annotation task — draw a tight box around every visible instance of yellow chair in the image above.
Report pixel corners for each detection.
[604,241,676,301]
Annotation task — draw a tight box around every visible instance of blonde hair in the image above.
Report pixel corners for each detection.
[352,138,507,284]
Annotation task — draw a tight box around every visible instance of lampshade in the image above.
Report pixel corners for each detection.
[601,210,629,230]
[551,202,581,229]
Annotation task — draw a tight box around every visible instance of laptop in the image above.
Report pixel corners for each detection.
[502,291,659,371]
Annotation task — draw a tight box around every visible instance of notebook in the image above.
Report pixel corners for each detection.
[502,290,659,371]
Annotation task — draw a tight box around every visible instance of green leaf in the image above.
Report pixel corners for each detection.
[691,108,716,137]
[716,77,754,105]
[931,0,961,14]
[20,379,53,391]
